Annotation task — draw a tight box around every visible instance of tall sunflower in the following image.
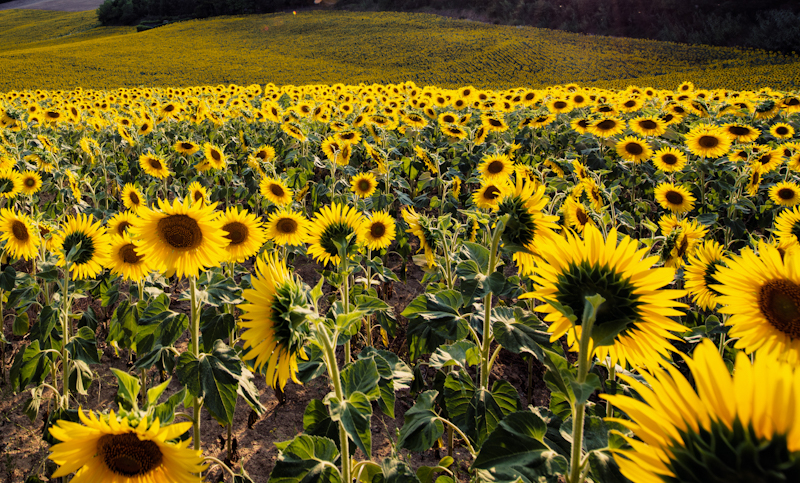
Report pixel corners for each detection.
[306,203,364,266]
[721,122,760,143]
[350,172,378,198]
[238,253,310,389]
[655,182,695,214]
[771,122,795,140]
[651,146,687,173]
[629,116,667,137]
[0,208,39,260]
[186,181,208,206]
[48,408,206,482]
[53,213,111,280]
[615,136,653,163]
[218,207,266,263]
[260,177,293,206]
[770,181,800,207]
[684,239,726,310]
[604,339,800,483]
[121,183,146,214]
[685,125,731,158]
[130,197,227,279]
[139,154,169,179]
[477,153,514,182]
[521,225,687,368]
[713,240,800,363]
[402,207,437,268]
[359,210,396,251]
[265,208,309,246]
[107,233,151,282]
[19,170,42,195]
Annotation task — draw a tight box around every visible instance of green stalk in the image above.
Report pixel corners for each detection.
[568,295,604,483]
[60,263,71,410]
[341,254,351,363]
[479,216,507,390]
[318,324,350,483]
[189,277,202,452]
[605,363,616,419]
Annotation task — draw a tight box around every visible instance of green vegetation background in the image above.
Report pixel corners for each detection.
[92,0,800,54]
[0,9,799,92]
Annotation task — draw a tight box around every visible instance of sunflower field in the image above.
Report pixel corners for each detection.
[2,77,800,483]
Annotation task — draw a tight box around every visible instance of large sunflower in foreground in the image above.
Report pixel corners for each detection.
[53,214,111,280]
[306,203,364,266]
[238,253,310,389]
[130,197,227,278]
[605,339,800,483]
[0,208,39,260]
[521,225,687,368]
[713,240,800,363]
[49,408,206,482]
[218,207,266,263]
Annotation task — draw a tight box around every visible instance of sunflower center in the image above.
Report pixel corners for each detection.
[575,208,589,225]
[442,115,455,123]
[553,101,567,110]
[487,160,505,174]
[757,154,772,165]
[577,119,589,128]
[484,185,501,200]
[661,154,678,165]
[270,183,285,198]
[573,95,585,103]
[728,126,750,136]
[357,179,372,193]
[623,100,636,108]
[120,243,141,264]
[625,143,643,156]
[223,221,248,246]
[11,220,28,241]
[24,177,36,187]
[776,126,790,136]
[778,188,796,201]
[210,150,221,162]
[639,120,657,130]
[759,279,800,338]
[157,215,202,250]
[98,433,162,477]
[370,222,386,238]
[62,232,96,265]
[698,135,719,149]
[117,221,131,236]
[149,158,162,170]
[181,142,193,150]
[129,192,140,205]
[665,190,684,205]
[596,119,616,130]
[276,217,298,234]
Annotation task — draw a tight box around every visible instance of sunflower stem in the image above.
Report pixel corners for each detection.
[189,277,202,454]
[568,295,603,483]
[60,263,71,410]
[480,216,507,390]
[317,323,351,483]
[605,363,616,419]
[341,254,351,363]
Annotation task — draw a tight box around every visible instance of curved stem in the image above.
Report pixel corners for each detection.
[203,456,237,479]
[436,417,476,457]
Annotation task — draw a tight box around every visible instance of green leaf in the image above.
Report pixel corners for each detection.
[359,347,413,389]
[238,367,266,416]
[0,265,16,291]
[491,307,550,360]
[12,312,29,336]
[541,349,575,412]
[461,241,490,273]
[195,270,243,306]
[175,340,241,425]
[303,399,339,445]
[133,345,177,373]
[587,450,628,483]
[326,391,373,457]
[66,326,100,365]
[472,411,568,483]
[153,387,186,425]
[10,341,50,391]
[29,305,59,349]
[416,456,454,483]
[199,308,236,353]
[270,435,341,483]
[569,374,601,406]
[111,368,141,410]
[340,357,381,401]
[147,378,171,406]
[372,457,421,483]
[403,290,468,360]
[397,390,444,452]
[428,340,480,371]
[444,372,520,447]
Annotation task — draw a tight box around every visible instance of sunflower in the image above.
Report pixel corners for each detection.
[604,339,800,483]
[569,117,591,134]
[650,146,687,173]
[265,208,309,246]
[359,210,396,251]
[480,113,508,132]
[306,203,364,266]
[321,136,350,165]
[659,217,708,269]
[588,117,625,138]
[251,145,276,163]
[139,154,169,179]
[53,213,111,280]
[201,143,226,170]
[402,207,436,268]
[0,208,39,260]
[563,196,594,233]
[260,177,293,206]
[546,97,573,114]
[582,178,605,211]
[615,136,652,163]
[745,168,763,196]
[684,239,726,310]
[121,183,145,214]
[107,233,151,281]
[528,114,556,129]
[0,170,22,199]
[48,408,205,482]
[218,207,266,263]
[520,225,686,368]
[714,240,800,363]
[629,116,667,137]
[472,181,509,210]
[655,182,695,214]
[774,205,800,246]
[721,122,761,143]
[751,147,784,174]
[238,253,310,389]
[477,153,514,182]
[106,210,137,237]
[441,123,468,140]
[350,172,378,198]
[174,140,200,155]
[130,197,227,279]
[186,181,208,206]
[497,176,560,276]
[770,181,800,207]
[685,125,732,158]
[19,170,42,195]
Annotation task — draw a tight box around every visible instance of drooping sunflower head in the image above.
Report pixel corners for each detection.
[0,208,39,261]
[53,213,111,280]
[266,208,309,247]
[563,196,594,234]
[402,207,437,268]
[218,206,266,263]
[605,339,800,483]
[19,170,42,195]
[350,172,378,198]
[49,408,206,482]
[129,197,228,279]
[201,142,226,171]
[260,177,293,206]
[684,239,726,310]
[521,225,687,368]
[751,147,785,174]
[174,140,200,156]
[478,153,514,182]
[252,144,276,162]
[306,203,364,266]
[655,182,695,214]
[239,253,311,389]
[186,181,208,206]
[121,183,145,214]
[358,210,396,251]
